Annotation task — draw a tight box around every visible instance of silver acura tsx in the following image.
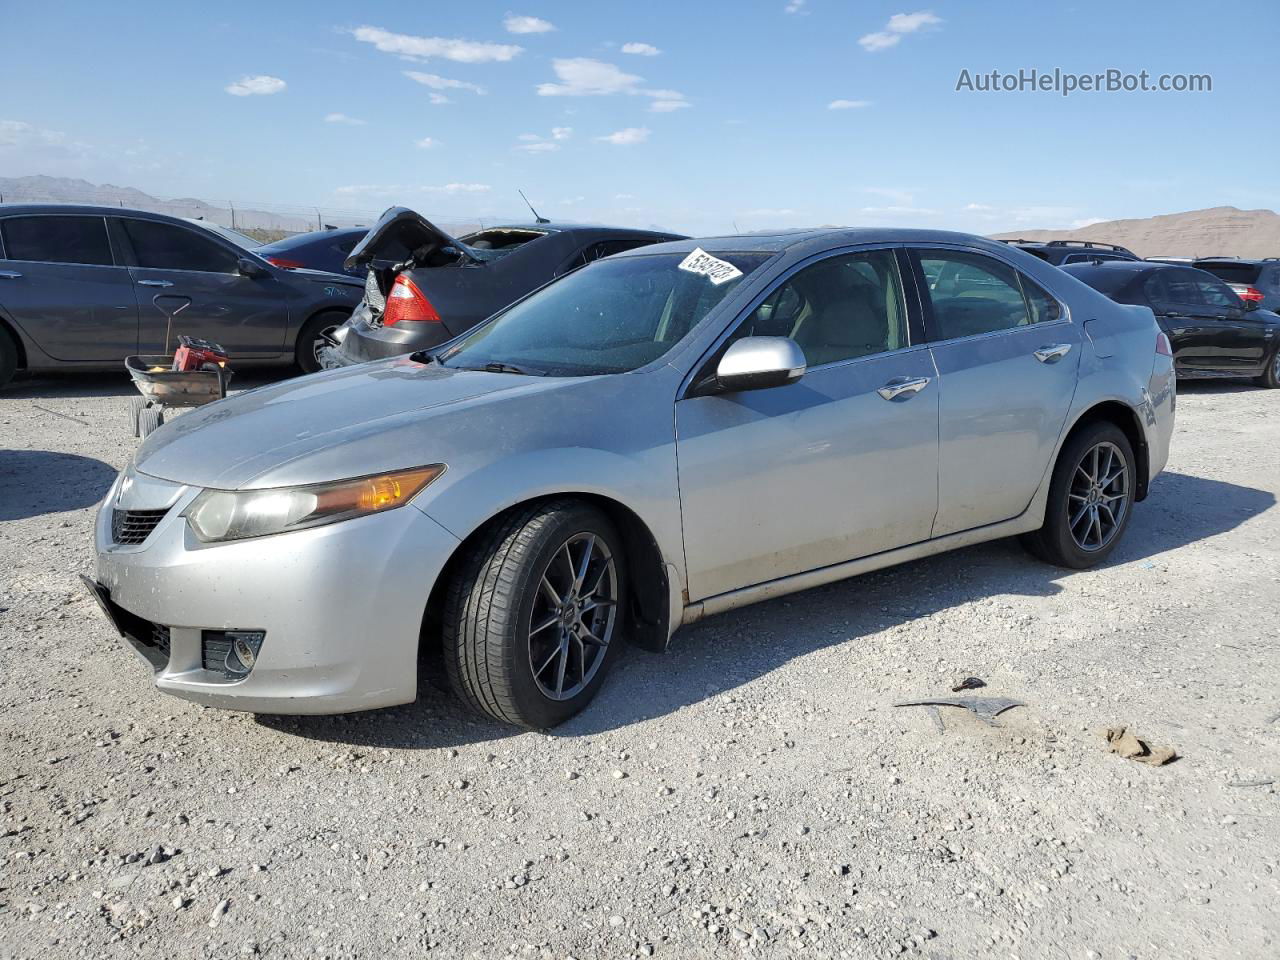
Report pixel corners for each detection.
[87,229,1175,728]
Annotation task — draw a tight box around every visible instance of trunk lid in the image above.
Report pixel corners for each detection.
[344,206,481,272]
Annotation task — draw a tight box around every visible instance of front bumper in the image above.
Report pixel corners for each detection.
[90,469,460,714]
[327,303,452,367]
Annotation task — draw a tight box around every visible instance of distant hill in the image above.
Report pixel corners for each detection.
[991,206,1280,259]
[0,175,374,233]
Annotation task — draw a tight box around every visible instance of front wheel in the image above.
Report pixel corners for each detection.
[443,500,627,729]
[1022,422,1136,569]
[1255,348,1280,389]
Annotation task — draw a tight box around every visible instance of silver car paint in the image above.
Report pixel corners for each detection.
[92,229,1175,713]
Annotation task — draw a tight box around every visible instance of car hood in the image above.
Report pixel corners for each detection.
[132,357,567,490]
[344,206,479,271]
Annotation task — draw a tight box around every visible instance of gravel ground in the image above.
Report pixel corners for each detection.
[1,372,1277,960]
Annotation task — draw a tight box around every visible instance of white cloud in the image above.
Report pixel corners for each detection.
[335,183,491,198]
[324,112,365,125]
[516,127,572,153]
[785,0,806,12]
[404,71,486,95]
[551,126,573,140]
[504,14,555,34]
[963,202,993,212]
[225,75,286,96]
[415,137,438,149]
[536,58,688,109]
[621,42,661,56]
[615,193,635,200]
[436,183,491,193]
[859,10,942,52]
[859,205,940,216]
[828,99,870,110]
[0,119,70,149]
[518,141,560,153]
[596,127,650,146]
[351,25,522,63]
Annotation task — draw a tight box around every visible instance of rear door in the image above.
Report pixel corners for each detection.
[0,213,138,360]
[910,247,1081,537]
[1190,274,1266,370]
[115,217,289,357]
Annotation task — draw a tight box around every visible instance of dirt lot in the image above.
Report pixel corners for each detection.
[1,372,1277,960]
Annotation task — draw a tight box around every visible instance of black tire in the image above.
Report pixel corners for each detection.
[138,406,165,438]
[1021,421,1136,569]
[0,326,18,389]
[294,312,347,374]
[1255,347,1280,389]
[443,500,628,729]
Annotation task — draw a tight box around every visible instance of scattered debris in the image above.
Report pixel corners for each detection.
[32,404,90,426]
[1100,726,1177,766]
[1226,780,1274,788]
[950,676,986,692]
[894,697,1025,726]
[925,705,946,733]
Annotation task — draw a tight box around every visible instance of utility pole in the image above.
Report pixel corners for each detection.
[229,201,237,230]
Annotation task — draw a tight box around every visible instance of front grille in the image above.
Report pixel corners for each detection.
[112,508,169,545]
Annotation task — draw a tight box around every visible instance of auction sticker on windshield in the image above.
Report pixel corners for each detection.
[678,248,744,285]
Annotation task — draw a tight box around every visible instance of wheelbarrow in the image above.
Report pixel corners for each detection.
[124,297,233,438]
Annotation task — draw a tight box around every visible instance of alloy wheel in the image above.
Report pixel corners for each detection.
[528,532,618,701]
[1067,441,1129,552]
[313,323,341,367]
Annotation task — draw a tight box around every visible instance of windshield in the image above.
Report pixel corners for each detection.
[185,218,262,250]
[437,251,771,376]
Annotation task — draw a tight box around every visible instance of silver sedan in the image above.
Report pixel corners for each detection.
[88,229,1175,728]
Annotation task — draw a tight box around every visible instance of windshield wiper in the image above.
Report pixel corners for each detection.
[455,361,542,376]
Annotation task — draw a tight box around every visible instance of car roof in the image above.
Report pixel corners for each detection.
[619,227,1029,259]
[1062,260,1162,275]
[1193,256,1276,266]
[467,222,686,240]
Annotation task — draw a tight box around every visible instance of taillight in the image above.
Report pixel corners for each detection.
[265,256,305,269]
[382,274,442,326]
[1155,332,1173,357]
[1229,284,1264,304]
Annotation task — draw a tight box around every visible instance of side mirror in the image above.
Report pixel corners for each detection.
[1244,299,1260,312]
[715,336,806,393]
[238,257,270,279]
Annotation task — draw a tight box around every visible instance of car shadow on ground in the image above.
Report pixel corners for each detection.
[261,469,1274,750]
[0,449,119,521]
[0,369,295,400]
[1175,379,1267,395]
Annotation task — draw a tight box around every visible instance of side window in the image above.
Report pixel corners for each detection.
[1022,276,1062,324]
[1143,273,1169,305]
[0,216,113,266]
[1195,278,1240,311]
[735,250,907,367]
[122,219,239,273]
[1162,270,1205,306]
[917,250,1031,339]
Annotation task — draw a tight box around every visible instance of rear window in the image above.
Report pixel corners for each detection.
[1065,266,1138,298]
[459,228,546,262]
[439,251,771,376]
[1,215,113,266]
[1195,262,1261,285]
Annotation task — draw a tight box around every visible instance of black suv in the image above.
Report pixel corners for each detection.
[1000,239,1140,266]
[1191,258,1280,314]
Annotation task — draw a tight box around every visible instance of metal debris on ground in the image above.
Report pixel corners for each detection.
[1226,780,1274,788]
[1100,725,1177,766]
[951,676,986,692]
[894,696,1026,726]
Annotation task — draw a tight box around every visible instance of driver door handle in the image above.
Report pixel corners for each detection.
[137,279,173,288]
[877,376,930,401]
[1034,343,1072,364]
[0,270,22,279]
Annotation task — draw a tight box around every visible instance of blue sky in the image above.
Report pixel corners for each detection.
[2,1,1277,235]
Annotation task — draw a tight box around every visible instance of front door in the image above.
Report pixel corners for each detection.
[115,217,289,358]
[0,214,138,361]
[911,247,1082,537]
[676,248,939,601]
[1189,274,1267,370]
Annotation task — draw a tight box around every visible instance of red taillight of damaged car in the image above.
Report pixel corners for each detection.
[382,274,442,326]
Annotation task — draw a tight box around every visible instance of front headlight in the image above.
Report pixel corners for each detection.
[184,465,445,543]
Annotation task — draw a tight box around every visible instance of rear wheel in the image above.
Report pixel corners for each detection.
[0,326,18,389]
[443,500,627,729]
[1022,421,1136,569]
[1255,348,1280,389]
[295,312,347,374]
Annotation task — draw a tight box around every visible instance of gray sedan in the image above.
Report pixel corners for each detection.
[87,228,1175,728]
[0,204,363,387]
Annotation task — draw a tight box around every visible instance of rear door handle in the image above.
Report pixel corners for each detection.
[137,279,174,288]
[877,376,930,401]
[0,270,22,279]
[1034,343,1072,364]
